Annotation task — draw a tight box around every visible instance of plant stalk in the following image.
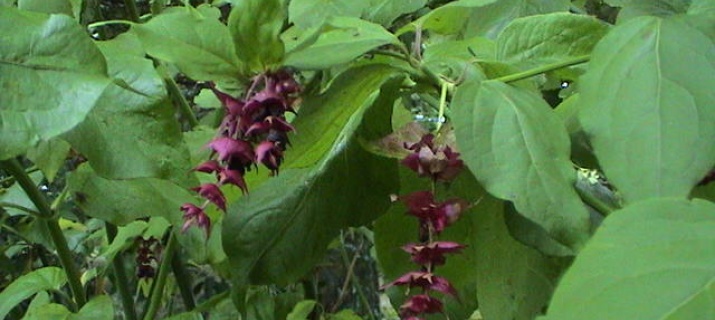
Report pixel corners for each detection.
[106,224,138,320]
[575,186,615,217]
[160,66,201,129]
[1,159,87,309]
[171,250,196,310]
[495,55,590,84]
[142,232,178,320]
[123,0,140,22]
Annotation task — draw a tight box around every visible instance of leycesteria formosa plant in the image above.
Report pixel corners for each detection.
[181,70,300,237]
[383,134,468,319]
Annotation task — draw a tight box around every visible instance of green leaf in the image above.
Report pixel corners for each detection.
[284,17,400,70]
[496,13,609,64]
[286,300,316,320]
[223,65,403,312]
[64,35,196,186]
[131,6,243,82]
[578,16,715,203]
[689,0,715,15]
[474,198,570,320]
[228,0,285,72]
[363,0,426,26]
[26,138,70,183]
[0,7,111,160]
[452,80,590,250]
[544,198,715,320]
[288,0,369,29]
[0,267,67,320]
[67,164,192,226]
[0,171,42,216]
[422,36,492,82]
[375,170,488,319]
[18,0,73,16]
[23,295,115,320]
[604,0,692,21]
[399,0,569,38]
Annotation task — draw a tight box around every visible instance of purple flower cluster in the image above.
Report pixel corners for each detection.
[383,134,467,319]
[181,70,300,237]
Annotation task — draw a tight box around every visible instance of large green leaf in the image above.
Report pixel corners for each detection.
[474,199,571,320]
[578,16,715,203]
[18,0,73,16]
[0,267,67,319]
[22,295,114,320]
[223,65,403,311]
[399,0,569,38]
[288,0,369,29]
[544,198,715,320]
[284,17,400,70]
[374,169,488,319]
[131,6,242,82]
[228,0,285,72]
[496,13,609,64]
[363,0,426,26]
[604,0,692,21]
[0,7,111,160]
[452,80,590,250]
[689,0,715,15]
[26,138,70,183]
[63,34,196,186]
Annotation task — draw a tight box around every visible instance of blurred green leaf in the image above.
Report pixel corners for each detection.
[228,0,286,72]
[286,300,316,320]
[26,138,70,183]
[363,0,426,26]
[399,0,569,38]
[0,7,111,160]
[604,0,692,21]
[0,267,66,320]
[23,295,114,320]
[131,6,243,82]
[288,0,369,29]
[578,16,715,203]
[544,198,715,320]
[18,0,73,16]
[285,17,400,69]
[452,80,590,250]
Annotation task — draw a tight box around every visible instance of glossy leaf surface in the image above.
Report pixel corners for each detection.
[0,267,66,319]
[228,0,286,71]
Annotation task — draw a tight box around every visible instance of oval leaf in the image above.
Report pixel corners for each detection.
[544,198,715,320]
[131,6,242,82]
[228,0,286,72]
[0,7,111,160]
[578,16,715,203]
[288,0,369,29]
[0,267,67,319]
[453,80,590,250]
[496,12,610,63]
[284,17,400,70]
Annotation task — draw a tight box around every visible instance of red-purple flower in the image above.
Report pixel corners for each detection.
[400,294,443,317]
[382,271,458,298]
[255,141,284,174]
[206,137,254,166]
[402,241,465,266]
[192,183,226,211]
[402,134,463,182]
[399,191,469,235]
[180,203,211,236]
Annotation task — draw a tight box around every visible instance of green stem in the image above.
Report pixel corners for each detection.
[106,224,138,320]
[142,232,177,320]
[435,81,448,133]
[0,166,39,185]
[1,159,86,309]
[159,66,200,129]
[0,202,40,216]
[171,250,196,310]
[494,55,590,84]
[123,0,140,22]
[337,232,376,320]
[86,19,134,29]
[575,186,615,217]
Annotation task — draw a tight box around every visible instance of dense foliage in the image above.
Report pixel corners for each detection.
[1,0,714,319]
